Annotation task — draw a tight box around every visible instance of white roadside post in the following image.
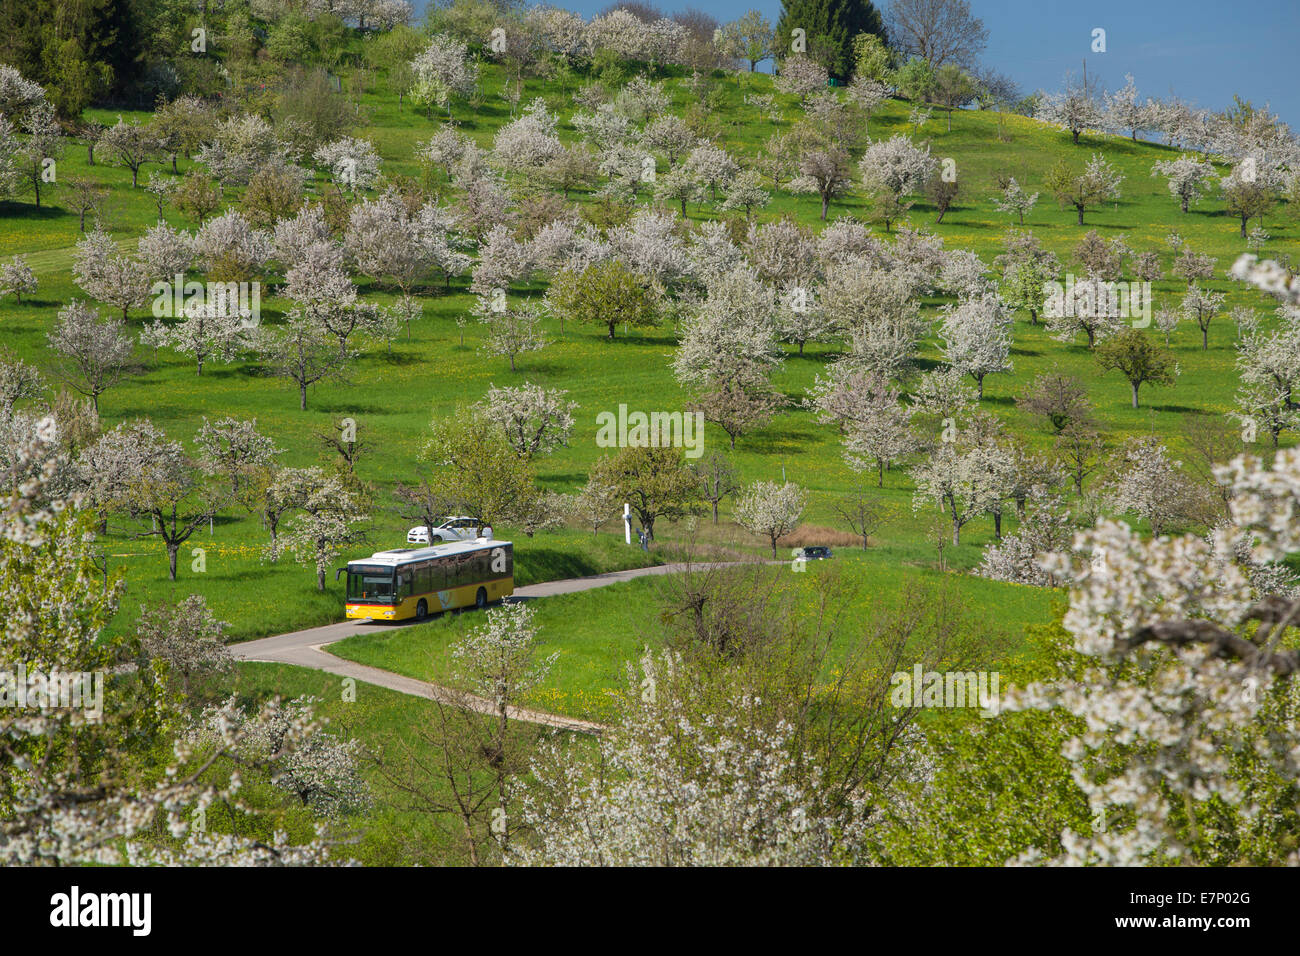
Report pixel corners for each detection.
[623,503,632,545]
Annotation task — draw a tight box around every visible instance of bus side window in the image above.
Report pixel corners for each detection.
[416,562,431,594]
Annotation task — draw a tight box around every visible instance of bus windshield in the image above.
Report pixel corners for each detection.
[347,565,395,603]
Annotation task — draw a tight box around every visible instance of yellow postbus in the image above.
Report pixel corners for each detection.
[342,538,514,622]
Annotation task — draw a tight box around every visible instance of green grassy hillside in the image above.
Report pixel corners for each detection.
[1,52,1292,649]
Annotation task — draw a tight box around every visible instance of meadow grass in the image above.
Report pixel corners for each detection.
[1,56,1293,656]
[329,557,1060,721]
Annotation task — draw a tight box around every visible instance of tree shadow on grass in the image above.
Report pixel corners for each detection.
[736,424,822,456]
[0,200,62,220]
[1087,219,1136,231]
[197,512,244,531]
[368,350,426,367]
[202,365,260,381]
[605,330,679,347]
[321,401,396,416]
[236,362,276,379]
[537,471,592,487]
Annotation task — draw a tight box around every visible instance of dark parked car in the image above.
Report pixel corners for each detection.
[792,546,833,561]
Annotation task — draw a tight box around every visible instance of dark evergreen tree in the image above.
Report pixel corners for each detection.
[0,0,153,119]
[775,0,887,81]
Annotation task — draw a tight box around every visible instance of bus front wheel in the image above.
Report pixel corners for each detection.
[475,587,487,610]
[415,599,428,621]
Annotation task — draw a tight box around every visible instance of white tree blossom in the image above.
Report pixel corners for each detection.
[46,299,134,414]
[641,114,696,167]
[470,223,534,296]
[97,115,161,188]
[1044,274,1128,348]
[815,217,880,270]
[313,136,382,190]
[72,228,152,319]
[477,382,576,459]
[810,369,915,486]
[994,177,1037,226]
[196,113,292,186]
[939,292,1014,399]
[686,220,744,281]
[141,294,252,375]
[1007,449,1300,865]
[410,33,479,117]
[978,492,1073,586]
[194,415,282,503]
[734,480,807,557]
[0,255,37,304]
[512,653,865,866]
[185,694,371,820]
[681,141,738,203]
[857,135,937,207]
[347,190,467,298]
[774,55,828,105]
[1035,80,1105,144]
[79,418,223,580]
[0,424,336,865]
[1108,436,1185,536]
[821,262,927,380]
[607,209,692,292]
[257,309,352,410]
[192,210,272,277]
[137,594,233,696]
[1104,74,1147,140]
[1150,154,1217,213]
[673,267,782,388]
[910,366,978,421]
[745,217,818,287]
[135,221,194,283]
[911,419,1014,545]
[473,296,548,372]
[1181,283,1226,351]
[281,471,369,591]
[493,98,564,172]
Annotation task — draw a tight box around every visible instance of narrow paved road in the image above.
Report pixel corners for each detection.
[231,561,759,734]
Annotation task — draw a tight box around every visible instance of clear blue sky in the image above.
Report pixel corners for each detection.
[415,0,1300,127]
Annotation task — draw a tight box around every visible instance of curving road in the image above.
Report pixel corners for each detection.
[231,561,760,735]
